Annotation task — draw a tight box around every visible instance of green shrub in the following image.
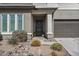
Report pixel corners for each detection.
[31,39,41,46]
[50,43,62,51]
[51,51,57,56]
[12,30,27,42]
[33,32,37,36]
[0,32,3,41]
[8,37,17,45]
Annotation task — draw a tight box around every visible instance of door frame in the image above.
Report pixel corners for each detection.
[33,14,46,37]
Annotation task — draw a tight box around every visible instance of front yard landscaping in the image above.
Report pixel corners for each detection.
[0,39,70,56]
[0,31,70,56]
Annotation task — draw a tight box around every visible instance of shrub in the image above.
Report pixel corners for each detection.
[8,37,17,45]
[0,32,3,41]
[12,30,27,42]
[31,39,41,46]
[50,43,62,51]
[33,32,38,36]
[51,51,57,56]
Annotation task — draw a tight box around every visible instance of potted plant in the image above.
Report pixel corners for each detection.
[33,32,37,36]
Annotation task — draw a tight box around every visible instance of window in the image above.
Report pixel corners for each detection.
[1,13,24,34]
[9,14,15,32]
[2,14,7,32]
[17,14,22,31]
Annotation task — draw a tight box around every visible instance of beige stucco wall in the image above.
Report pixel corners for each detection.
[54,9,79,19]
[24,13,33,34]
[33,3,58,8]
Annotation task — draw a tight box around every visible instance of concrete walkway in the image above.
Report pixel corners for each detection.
[32,37,56,45]
[55,38,79,56]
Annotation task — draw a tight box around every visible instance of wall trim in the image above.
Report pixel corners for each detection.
[27,33,32,35]
[47,32,53,34]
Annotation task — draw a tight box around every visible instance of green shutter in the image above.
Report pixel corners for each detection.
[17,14,22,31]
[2,14,7,32]
[9,14,15,32]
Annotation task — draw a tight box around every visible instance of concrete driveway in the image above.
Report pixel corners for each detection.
[55,38,79,56]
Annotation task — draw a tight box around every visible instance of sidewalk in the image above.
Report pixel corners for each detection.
[55,38,79,56]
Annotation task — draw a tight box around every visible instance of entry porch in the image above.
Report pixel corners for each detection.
[26,8,57,40]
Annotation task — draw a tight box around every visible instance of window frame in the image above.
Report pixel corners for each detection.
[1,13,24,34]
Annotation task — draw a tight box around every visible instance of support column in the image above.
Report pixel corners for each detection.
[24,13,33,40]
[47,13,54,39]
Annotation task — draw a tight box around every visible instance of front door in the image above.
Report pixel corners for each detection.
[35,20,43,36]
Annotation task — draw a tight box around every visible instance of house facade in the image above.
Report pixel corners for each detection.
[0,3,79,40]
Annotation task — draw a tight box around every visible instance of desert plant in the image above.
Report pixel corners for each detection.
[50,43,62,51]
[0,32,3,41]
[51,51,57,56]
[31,39,41,46]
[33,32,37,36]
[12,30,27,42]
[8,37,17,45]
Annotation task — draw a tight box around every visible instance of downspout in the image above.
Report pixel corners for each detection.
[52,8,58,38]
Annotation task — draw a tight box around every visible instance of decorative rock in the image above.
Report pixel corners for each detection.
[23,53,27,56]
[18,44,23,48]
[21,47,25,50]
[9,51,12,54]
[40,54,43,56]
[6,51,13,56]
[27,53,34,56]
[0,50,5,56]
[0,43,2,46]
[14,50,18,53]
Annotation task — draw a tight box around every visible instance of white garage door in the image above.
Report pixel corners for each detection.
[54,21,79,38]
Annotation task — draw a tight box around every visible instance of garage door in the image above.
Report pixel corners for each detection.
[54,21,79,38]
